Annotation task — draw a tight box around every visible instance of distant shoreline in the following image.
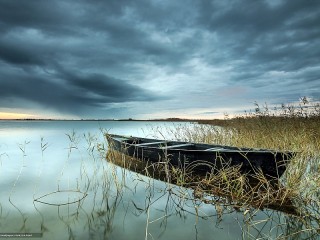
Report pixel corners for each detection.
[0,118,197,122]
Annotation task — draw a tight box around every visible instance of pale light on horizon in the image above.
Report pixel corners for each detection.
[0,112,37,120]
[0,110,76,120]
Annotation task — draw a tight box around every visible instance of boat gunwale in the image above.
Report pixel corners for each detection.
[106,134,295,155]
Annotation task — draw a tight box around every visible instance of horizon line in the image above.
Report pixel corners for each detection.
[0,117,199,122]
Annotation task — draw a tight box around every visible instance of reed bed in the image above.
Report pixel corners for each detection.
[150,99,320,199]
[196,100,320,202]
[148,99,320,235]
[105,98,320,238]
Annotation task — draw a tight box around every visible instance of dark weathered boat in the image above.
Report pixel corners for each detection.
[106,134,295,179]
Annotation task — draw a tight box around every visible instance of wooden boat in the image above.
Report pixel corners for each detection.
[106,134,295,179]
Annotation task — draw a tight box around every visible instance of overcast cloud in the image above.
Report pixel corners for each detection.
[0,0,319,119]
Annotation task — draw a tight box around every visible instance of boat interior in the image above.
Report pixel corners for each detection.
[109,135,278,153]
[121,137,237,151]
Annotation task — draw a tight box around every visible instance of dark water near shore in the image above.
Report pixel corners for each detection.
[0,120,312,239]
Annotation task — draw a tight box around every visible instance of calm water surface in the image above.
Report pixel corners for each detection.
[0,121,309,239]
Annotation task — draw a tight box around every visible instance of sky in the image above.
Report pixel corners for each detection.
[0,0,319,120]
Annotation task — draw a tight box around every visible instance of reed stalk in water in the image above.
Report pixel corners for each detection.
[103,98,320,239]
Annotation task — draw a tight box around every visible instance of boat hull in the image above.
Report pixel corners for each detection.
[106,134,294,179]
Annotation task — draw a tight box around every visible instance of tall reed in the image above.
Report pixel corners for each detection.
[104,98,320,238]
[139,98,319,216]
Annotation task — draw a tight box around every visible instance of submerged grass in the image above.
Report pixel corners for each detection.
[194,100,320,205]
[152,99,320,198]
[105,98,320,238]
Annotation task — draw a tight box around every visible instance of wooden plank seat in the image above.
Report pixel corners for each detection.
[204,147,229,151]
[160,143,194,149]
[135,141,166,146]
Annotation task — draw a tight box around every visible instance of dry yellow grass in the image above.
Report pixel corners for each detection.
[105,98,320,237]
[142,99,320,212]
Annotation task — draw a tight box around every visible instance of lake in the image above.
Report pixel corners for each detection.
[0,120,310,239]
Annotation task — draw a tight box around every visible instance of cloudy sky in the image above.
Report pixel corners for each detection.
[0,0,319,119]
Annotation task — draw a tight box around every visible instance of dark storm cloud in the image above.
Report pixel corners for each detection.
[0,0,319,118]
[197,0,320,77]
[0,0,168,117]
[0,1,73,36]
[0,69,157,115]
[64,72,158,103]
[0,40,44,65]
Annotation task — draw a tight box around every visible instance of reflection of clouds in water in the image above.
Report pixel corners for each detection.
[0,121,317,239]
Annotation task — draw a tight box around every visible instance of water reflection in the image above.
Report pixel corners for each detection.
[105,149,320,240]
[0,121,319,239]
